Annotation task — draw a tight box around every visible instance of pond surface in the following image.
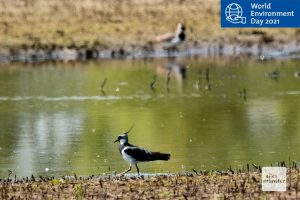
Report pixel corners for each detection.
[0,58,299,177]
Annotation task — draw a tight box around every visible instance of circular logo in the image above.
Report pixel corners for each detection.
[225,3,243,20]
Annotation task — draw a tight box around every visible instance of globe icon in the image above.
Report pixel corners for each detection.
[225,3,246,24]
[225,3,243,19]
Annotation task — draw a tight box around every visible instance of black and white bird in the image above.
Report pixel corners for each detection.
[114,126,170,176]
[155,23,186,49]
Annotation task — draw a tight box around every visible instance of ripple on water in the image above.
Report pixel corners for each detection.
[0,96,119,101]
[274,91,300,96]
[0,93,205,102]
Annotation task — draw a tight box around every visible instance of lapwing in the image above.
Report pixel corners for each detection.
[114,126,170,176]
[155,23,186,49]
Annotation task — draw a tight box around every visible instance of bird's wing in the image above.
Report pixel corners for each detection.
[155,32,175,43]
[124,146,170,161]
[123,146,152,161]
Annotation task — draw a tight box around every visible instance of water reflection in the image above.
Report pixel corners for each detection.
[156,61,186,94]
[0,59,299,177]
[14,112,83,175]
[247,99,283,135]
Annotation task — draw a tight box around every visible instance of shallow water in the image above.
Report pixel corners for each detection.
[0,58,299,177]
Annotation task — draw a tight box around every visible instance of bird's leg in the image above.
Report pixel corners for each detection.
[135,164,140,175]
[117,164,131,176]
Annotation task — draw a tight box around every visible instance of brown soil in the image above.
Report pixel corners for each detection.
[1,169,299,199]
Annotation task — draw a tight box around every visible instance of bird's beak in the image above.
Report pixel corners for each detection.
[114,139,119,143]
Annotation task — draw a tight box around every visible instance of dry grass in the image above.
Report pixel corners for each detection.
[1,169,300,199]
[0,0,298,49]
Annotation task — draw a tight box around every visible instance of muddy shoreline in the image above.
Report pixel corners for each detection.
[1,168,299,199]
[1,40,300,64]
[1,0,300,64]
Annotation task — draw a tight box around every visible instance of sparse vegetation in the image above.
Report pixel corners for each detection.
[0,0,298,50]
[1,168,300,199]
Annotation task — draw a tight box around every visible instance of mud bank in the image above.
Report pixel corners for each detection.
[0,40,300,64]
[1,168,299,199]
[1,0,300,64]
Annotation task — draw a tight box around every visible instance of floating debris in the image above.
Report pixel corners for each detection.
[267,70,280,80]
[204,83,211,91]
[238,88,247,101]
[119,82,128,86]
[260,55,265,60]
[150,75,157,91]
[100,78,107,91]
[166,71,171,93]
[205,68,210,81]
[193,80,200,90]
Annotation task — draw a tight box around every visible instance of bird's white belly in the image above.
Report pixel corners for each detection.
[121,148,138,164]
[164,37,182,48]
[171,37,181,44]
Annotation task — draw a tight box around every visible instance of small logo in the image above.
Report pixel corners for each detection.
[225,3,246,24]
[262,167,286,191]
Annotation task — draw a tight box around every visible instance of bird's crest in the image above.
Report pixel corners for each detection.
[125,124,135,135]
